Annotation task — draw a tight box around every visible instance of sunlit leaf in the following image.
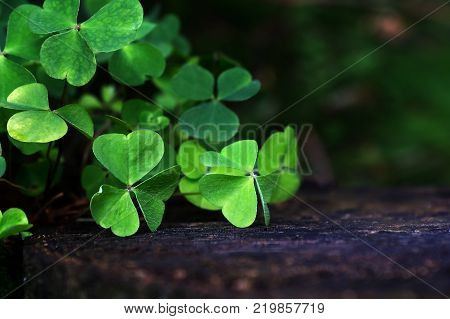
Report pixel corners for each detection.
[93,130,164,185]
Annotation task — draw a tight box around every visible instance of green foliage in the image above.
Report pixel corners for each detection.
[109,43,165,86]
[0,0,302,238]
[3,84,93,143]
[217,67,261,102]
[179,101,239,143]
[172,64,260,143]
[3,5,44,61]
[258,126,301,203]
[0,208,32,240]
[199,140,280,227]
[29,0,144,86]
[93,130,164,185]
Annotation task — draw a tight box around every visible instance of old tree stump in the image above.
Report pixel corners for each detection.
[5,188,450,298]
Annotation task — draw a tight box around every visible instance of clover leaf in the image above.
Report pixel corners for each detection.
[0,142,6,177]
[92,130,164,186]
[0,55,36,103]
[3,5,44,61]
[179,101,239,143]
[176,140,219,210]
[199,140,278,227]
[176,140,208,179]
[91,165,180,237]
[3,83,93,143]
[171,64,214,101]
[217,67,261,101]
[109,42,165,87]
[0,208,32,240]
[40,29,96,87]
[55,104,94,138]
[30,0,144,86]
[257,126,301,203]
[172,64,260,143]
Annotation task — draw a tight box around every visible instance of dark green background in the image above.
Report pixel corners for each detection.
[10,0,450,187]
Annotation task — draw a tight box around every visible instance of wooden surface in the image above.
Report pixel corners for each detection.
[15,188,450,298]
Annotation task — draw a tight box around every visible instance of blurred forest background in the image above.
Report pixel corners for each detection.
[3,0,450,187]
[159,0,450,187]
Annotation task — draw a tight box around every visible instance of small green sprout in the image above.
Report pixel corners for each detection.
[0,208,32,240]
[29,0,144,86]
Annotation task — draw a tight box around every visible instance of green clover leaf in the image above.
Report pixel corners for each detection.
[91,185,138,237]
[92,130,164,186]
[30,0,80,34]
[109,42,165,86]
[257,126,301,203]
[8,111,68,143]
[178,177,219,211]
[0,55,36,103]
[217,67,261,102]
[79,0,143,53]
[54,104,94,138]
[199,140,278,227]
[0,208,32,240]
[179,101,239,143]
[4,83,93,143]
[172,65,260,143]
[91,166,180,236]
[175,140,220,210]
[171,64,214,101]
[133,166,180,232]
[176,140,207,179]
[3,5,45,60]
[30,0,143,86]
[40,30,96,87]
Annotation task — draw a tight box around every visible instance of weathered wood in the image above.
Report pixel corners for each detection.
[20,188,450,298]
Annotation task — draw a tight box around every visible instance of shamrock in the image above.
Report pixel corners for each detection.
[29,0,144,86]
[90,130,180,236]
[176,140,220,210]
[198,140,279,228]
[0,142,6,177]
[172,64,261,143]
[2,83,93,143]
[121,99,169,131]
[257,126,301,202]
[0,208,32,240]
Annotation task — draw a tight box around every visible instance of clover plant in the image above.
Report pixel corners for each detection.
[0,0,303,237]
